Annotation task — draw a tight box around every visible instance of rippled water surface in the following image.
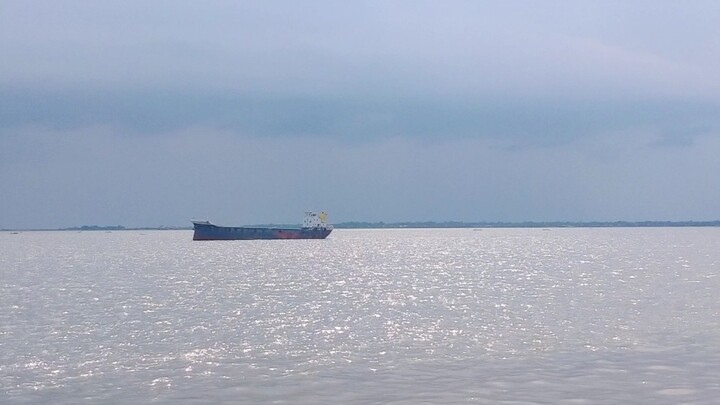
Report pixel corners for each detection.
[2,228,720,404]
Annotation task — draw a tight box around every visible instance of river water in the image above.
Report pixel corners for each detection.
[1,228,719,404]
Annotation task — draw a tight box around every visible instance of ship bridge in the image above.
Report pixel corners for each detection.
[303,211,333,229]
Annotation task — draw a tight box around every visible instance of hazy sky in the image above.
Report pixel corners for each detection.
[2,1,719,228]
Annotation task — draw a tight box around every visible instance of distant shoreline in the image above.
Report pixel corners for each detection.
[335,220,720,229]
[3,220,720,232]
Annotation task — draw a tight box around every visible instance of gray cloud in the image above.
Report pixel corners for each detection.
[1,1,719,227]
[2,126,719,229]
[3,1,719,96]
[3,88,718,148]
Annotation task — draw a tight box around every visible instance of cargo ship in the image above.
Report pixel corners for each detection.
[192,212,333,240]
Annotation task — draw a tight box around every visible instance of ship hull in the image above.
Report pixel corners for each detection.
[192,221,332,240]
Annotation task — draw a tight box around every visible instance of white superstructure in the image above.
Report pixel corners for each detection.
[303,211,333,229]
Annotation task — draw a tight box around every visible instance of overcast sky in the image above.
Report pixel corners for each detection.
[2,1,719,228]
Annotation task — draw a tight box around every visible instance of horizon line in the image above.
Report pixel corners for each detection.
[3,219,720,232]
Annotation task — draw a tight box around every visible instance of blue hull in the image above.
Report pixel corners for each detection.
[192,221,332,240]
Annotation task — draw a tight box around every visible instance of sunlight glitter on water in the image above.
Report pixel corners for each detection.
[1,228,720,403]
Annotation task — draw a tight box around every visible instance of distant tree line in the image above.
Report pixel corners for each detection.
[334,220,720,229]
[63,225,127,231]
[3,220,719,232]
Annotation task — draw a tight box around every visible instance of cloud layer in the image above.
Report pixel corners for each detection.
[2,1,719,227]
